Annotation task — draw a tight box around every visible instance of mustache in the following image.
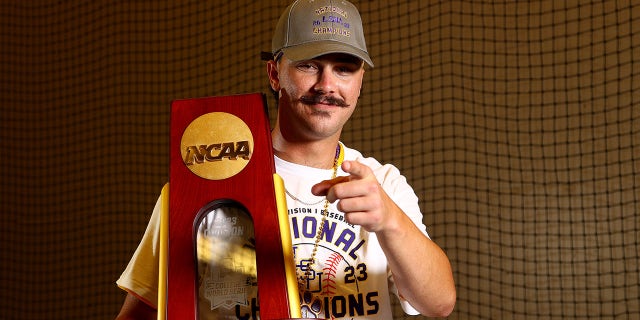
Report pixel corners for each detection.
[299,94,349,108]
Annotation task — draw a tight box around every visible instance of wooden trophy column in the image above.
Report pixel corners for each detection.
[160,93,301,319]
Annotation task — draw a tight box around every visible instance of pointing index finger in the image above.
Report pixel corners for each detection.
[341,160,368,179]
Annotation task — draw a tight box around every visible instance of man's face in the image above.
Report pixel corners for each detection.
[268,53,365,142]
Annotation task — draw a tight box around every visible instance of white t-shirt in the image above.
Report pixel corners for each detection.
[117,143,426,319]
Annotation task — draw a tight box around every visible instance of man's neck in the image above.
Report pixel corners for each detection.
[271,130,340,169]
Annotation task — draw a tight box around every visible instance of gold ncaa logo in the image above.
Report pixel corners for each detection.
[181,112,253,180]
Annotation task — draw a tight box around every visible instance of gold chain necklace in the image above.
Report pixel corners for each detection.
[298,143,344,282]
[285,189,326,205]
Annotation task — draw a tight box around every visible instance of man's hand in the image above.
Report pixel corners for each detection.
[311,160,398,232]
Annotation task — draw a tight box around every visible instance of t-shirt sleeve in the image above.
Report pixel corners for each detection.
[115,194,162,308]
[373,161,429,238]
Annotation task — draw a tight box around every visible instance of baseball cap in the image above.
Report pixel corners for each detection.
[269,0,374,67]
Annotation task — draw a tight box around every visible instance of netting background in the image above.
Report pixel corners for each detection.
[1,1,638,319]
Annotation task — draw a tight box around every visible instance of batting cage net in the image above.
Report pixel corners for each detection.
[1,1,638,319]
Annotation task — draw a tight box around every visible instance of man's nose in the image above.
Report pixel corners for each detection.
[313,69,336,94]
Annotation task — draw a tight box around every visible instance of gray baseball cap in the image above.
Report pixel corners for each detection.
[271,0,374,67]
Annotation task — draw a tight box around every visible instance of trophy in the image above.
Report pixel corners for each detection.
[158,93,306,319]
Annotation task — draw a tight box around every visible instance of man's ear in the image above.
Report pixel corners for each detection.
[266,60,280,92]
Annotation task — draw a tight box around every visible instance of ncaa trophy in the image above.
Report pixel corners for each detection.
[158,93,311,319]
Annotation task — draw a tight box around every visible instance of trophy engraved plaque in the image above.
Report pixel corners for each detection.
[159,93,301,319]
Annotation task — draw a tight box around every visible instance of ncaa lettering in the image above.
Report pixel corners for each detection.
[183,141,250,165]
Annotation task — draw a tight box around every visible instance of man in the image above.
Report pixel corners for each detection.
[115,0,455,319]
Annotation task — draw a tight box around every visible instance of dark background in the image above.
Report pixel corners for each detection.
[1,1,638,319]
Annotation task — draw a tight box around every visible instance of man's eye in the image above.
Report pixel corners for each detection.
[336,65,358,75]
[297,63,317,71]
